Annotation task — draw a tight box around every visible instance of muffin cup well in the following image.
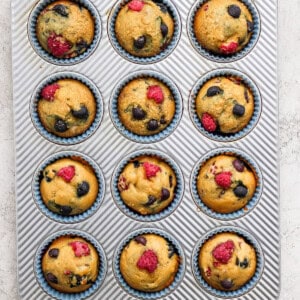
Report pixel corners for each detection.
[187,0,261,63]
[109,70,183,143]
[30,71,104,145]
[113,227,185,299]
[190,147,263,221]
[111,149,184,222]
[34,229,107,300]
[192,225,264,298]
[189,68,262,142]
[28,0,102,66]
[32,151,105,224]
[108,0,181,64]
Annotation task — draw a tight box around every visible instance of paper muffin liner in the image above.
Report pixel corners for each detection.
[190,147,263,221]
[189,68,262,142]
[28,0,102,66]
[30,71,104,145]
[192,225,265,298]
[113,227,185,299]
[109,70,183,143]
[32,150,105,224]
[34,229,107,300]
[187,0,261,63]
[111,149,184,222]
[108,0,181,64]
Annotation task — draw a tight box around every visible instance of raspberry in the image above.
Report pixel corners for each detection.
[41,83,59,101]
[118,175,129,192]
[201,113,217,132]
[47,33,71,57]
[69,241,90,257]
[205,267,212,277]
[64,270,71,275]
[215,172,232,189]
[147,86,164,104]
[57,166,75,183]
[143,162,161,179]
[220,42,238,54]
[128,0,144,11]
[203,4,209,11]
[137,250,158,273]
[212,240,235,264]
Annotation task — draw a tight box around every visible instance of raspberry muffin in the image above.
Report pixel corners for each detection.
[118,156,176,215]
[40,157,98,216]
[42,236,99,293]
[37,79,96,138]
[195,76,254,134]
[115,0,174,57]
[120,233,180,292]
[117,77,175,135]
[197,155,256,213]
[199,232,256,291]
[193,0,253,55]
[36,0,95,58]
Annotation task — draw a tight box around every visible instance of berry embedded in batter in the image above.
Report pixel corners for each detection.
[41,83,60,101]
[214,172,232,189]
[57,166,75,182]
[220,41,239,55]
[137,249,158,273]
[147,85,164,104]
[201,113,217,132]
[128,0,145,12]
[212,240,235,264]
[69,241,91,257]
[47,33,71,57]
[143,162,161,179]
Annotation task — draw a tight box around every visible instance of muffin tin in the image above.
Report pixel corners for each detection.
[12,0,279,299]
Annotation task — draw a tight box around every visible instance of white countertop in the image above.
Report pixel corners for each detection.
[1,0,299,299]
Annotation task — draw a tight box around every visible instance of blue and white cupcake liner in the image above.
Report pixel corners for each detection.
[189,68,262,142]
[108,0,181,64]
[190,147,263,221]
[113,227,185,299]
[109,70,183,143]
[111,149,184,222]
[30,71,104,145]
[32,150,105,224]
[34,229,107,300]
[187,0,261,63]
[192,225,265,298]
[28,0,102,66]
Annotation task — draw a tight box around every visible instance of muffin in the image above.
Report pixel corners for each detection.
[193,0,253,55]
[117,155,177,215]
[42,235,99,293]
[120,233,180,292]
[115,0,174,57]
[117,77,176,135]
[197,155,256,213]
[199,232,256,291]
[36,0,95,58]
[37,79,96,138]
[40,157,98,216]
[195,76,254,134]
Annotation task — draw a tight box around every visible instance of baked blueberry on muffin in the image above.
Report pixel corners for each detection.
[115,0,174,57]
[197,155,256,213]
[37,79,96,138]
[118,156,177,215]
[120,234,180,292]
[42,236,99,293]
[40,157,98,216]
[195,76,254,134]
[199,232,256,291]
[36,0,95,58]
[193,0,253,55]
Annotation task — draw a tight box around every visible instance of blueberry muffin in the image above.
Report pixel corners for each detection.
[118,156,176,215]
[197,155,256,213]
[195,76,254,134]
[40,157,98,216]
[193,0,253,55]
[36,0,95,58]
[117,78,175,135]
[120,234,180,292]
[37,79,96,138]
[199,232,256,291]
[42,236,99,293]
[115,0,174,57]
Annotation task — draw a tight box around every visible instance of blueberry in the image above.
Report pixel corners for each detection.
[156,3,168,13]
[239,258,249,268]
[169,175,173,187]
[207,86,223,97]
[220,279,234,289]
[45,176,52,182]
[76,275,82,286]
[72,105,89,120]
[132,107,146,120]
[146,195,156,206]
[48,248,59,258]
[46,272,58,284]
[134,236,147,245]
[133,160,140,168]
[233,104,245,117]
[77,181,90,197]
[54,118,68,133]
[147,119,159,131]
[228,5,241,18]
[134,36,146,49]
[232,159,245,172]
[233,185,248,198]
[53,4,68,17]
[160,116,167,124]
[76,40,88,53]
[160,23,168,38]
[247,20,254,32]
[59,205,73,216]
[161,188,170,201]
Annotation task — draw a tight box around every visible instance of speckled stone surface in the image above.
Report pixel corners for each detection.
[0,0,299,299]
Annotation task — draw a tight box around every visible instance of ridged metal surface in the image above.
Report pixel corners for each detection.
[11,0,279,299]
